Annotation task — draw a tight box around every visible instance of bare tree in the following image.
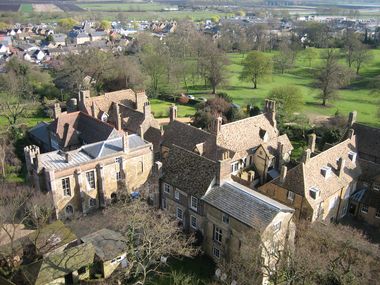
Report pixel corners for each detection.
[352,43,372,75]
[75,199,198,285]
[316,49,353,106]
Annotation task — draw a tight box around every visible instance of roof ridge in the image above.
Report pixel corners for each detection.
[226,181,294,212]
[309,138,352,161]
[172,120,216,137]
[219,113,268,128]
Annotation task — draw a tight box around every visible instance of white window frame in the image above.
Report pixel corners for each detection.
[62,177,71,196]
[287,191,295,202]
[214,226,222,244]
[175,190,180,200]
[222,213,229,224]
[164,183,171,194]
[273,221,281,233]
[361,205,368,214]
[231,161,239,173]
[116,171,122,181]
[309,187,320,200]
[190,215,197,229]
[190,196,198,211]
[176,207,183,221]
[89,198,96,208]
[86,170,96,189]
[213,247,220,259]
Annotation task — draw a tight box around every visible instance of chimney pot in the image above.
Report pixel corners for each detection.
[347,128,354,140]
[53,103,61,119]
[65,153,71,163]
[169,104,177,123]
[348,111,357,127]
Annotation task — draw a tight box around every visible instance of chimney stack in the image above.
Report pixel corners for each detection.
[347,128,355,140]
[91,101,96,117]
[348,111,357,127]
[53,103,61,119]
[302,149,311,164]
[280,166,288,184]
[248,170,255,183]
[143,102,151,118]
[337,157,346,177]
[65,153,71,163]
[169,104,177,123]
[264,99,277,129]
[140,126,144,141]
[211,116,223,135]
[123,132,128,152]
[308,133,316,153]
[113,103,122,131]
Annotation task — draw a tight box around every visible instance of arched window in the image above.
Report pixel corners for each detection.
[65,205,74,216]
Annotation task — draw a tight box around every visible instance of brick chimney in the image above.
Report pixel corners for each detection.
[337,157,346,177]
[78,90,90,110]
[135,90,147,112]
[65,152,71,163]
[91,101,96,118]
[140,126,144,141]
[347,128,355,140]
[280,165,287,184]
[301,149,311,164]
[169,104,177,123]
[347,111,357,127]
[308,133,316,153]
[53,103,61,119]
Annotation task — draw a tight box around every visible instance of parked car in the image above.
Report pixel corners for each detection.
[199,97,208,102]
[186,95,195,100]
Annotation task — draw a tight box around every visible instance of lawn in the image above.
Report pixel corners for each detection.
[19,4,33,13]
[78,3,170,12]
[151,255,215,285]
[153,49,380,127]
[150,99,196,118]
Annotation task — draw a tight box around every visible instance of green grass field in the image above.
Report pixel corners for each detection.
[19,4,33,13]
[78,3,170,12]
[151,49,380,126]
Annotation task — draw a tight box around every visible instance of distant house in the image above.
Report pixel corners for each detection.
[0,44,9,54]
[74,32,91,45]
[32,49,46,62]
[52,33,67,47]
[90,31,107,42]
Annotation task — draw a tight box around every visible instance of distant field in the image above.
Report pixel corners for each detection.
[78,2,171,11]
[151,48,380,127]
[0,3,20,11]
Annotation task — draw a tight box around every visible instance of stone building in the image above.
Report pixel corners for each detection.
[72,89,161,155]
[345,112,380,227]
[25,133,154,220]
[28,110,120,152]
[202,181,294,269]
[258,130,361,223]
[161,100,293,187]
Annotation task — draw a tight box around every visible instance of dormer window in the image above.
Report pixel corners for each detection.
[309,186,320,200]
[348,151,357,163]
[259,128,268,142]
[321,166,332,178]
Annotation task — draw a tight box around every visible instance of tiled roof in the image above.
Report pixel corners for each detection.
[39,134,147,171]
[29,122,50,145]
[361,189,380,209]
[203,181,293,229]
[162,121,218,160]
[83,89,137,116]
[357,158,380,182]
[162,144,217,196]
[80,228,127,261]
[216,114,278,160]
[48,111,118,148]
[268,138,361,200]
[260,134,294,157]
[352,123,380,161]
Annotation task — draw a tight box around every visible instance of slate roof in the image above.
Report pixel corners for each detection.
[203,181,294,229]
[357,158,380,182]
[216,114,278,160]
[21,242,96,285]
[266,138,361,200]
[29,122,50,146]
[162,121,218,160]
[80,228,127,261]
[39,134,147,171]
[48,111,119,148]
[352,123,380,161]
[162,144,217,196]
